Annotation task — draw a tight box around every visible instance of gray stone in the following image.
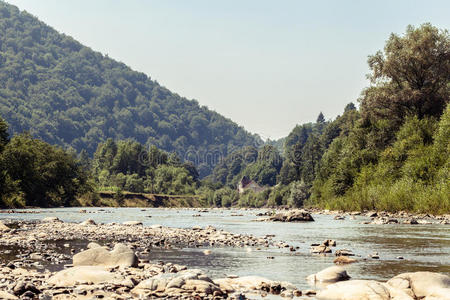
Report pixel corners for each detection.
[80,219,96,226]
[47,266,120,286]
[87,242,102,249]
[73,243,138,268]
[269,210,314,222]
[123,221,143,226]
[387,272,450,300]
[307,266,350,283]
[317,280,392,300]
[166,277,185,289]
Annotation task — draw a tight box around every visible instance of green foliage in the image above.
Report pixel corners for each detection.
[0,133,92,207]
[267,185,290,207]
[310,106,450,214]
[213,187,238,207]
[0,116,8,152]
[153,165,196,195]
[93,139,198,195]
[361,23,449,126]
[0,171,25,208]
[0,2,260,178]
[279,112,331,186]
[288,181,310,208]
[212,145,282,188]
[302,24,449,214]
[238,189,269,208]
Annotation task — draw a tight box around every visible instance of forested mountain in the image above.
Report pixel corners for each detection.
[0,2,260,177]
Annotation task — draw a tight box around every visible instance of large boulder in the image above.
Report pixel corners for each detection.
[214,275,297,293]
[316,280,413,300]
[47,266,120,286]
[132,278,169,295]
[307,266,350,284]
[269,210,314,222]
[387,272,450,300]
[215,276,273,291]
[182,279,221,294]
[73,243,138,268]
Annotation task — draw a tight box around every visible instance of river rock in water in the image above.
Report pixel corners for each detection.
[269,210,314,222]
[73,243,138,268]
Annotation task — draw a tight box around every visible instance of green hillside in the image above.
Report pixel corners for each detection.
[0,2,260,177]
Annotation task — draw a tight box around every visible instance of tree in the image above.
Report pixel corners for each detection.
[316,112,325,124]
[92,139,199,194]
[361,24,449,124]
[0,116,8,153]
[0,134,91,207]
[344,102,356,112]
[288,181,310,208]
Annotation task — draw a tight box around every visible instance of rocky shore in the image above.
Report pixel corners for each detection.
[0,209,449,299]
[0,245,300,299]
[0,219,302,299]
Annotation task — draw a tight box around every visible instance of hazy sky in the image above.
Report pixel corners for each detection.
[7,0,450,139]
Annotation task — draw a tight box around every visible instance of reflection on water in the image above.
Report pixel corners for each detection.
[1,207,449,290]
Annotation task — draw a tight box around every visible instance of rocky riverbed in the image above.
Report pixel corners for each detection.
[0,245,301,299]
[0,208,449,299]
[0,218,301,299]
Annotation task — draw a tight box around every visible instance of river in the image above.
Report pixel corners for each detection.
[1,207,449,292]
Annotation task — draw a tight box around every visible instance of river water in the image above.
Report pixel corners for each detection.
[1,207,449,291]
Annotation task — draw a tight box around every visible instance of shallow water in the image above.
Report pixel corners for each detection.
[1,207,449,290]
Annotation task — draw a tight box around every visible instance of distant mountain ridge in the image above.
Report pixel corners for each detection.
[0,2,261,177]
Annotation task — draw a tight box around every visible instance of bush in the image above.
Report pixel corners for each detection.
[288,181,310,208]
[213,187,237,207]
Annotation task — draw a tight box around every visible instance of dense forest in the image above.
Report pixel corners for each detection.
[92,139,199,195]
[0,2,260,178]
[0,1,448,214]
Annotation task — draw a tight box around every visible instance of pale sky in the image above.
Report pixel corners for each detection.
[7,0,450,139]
